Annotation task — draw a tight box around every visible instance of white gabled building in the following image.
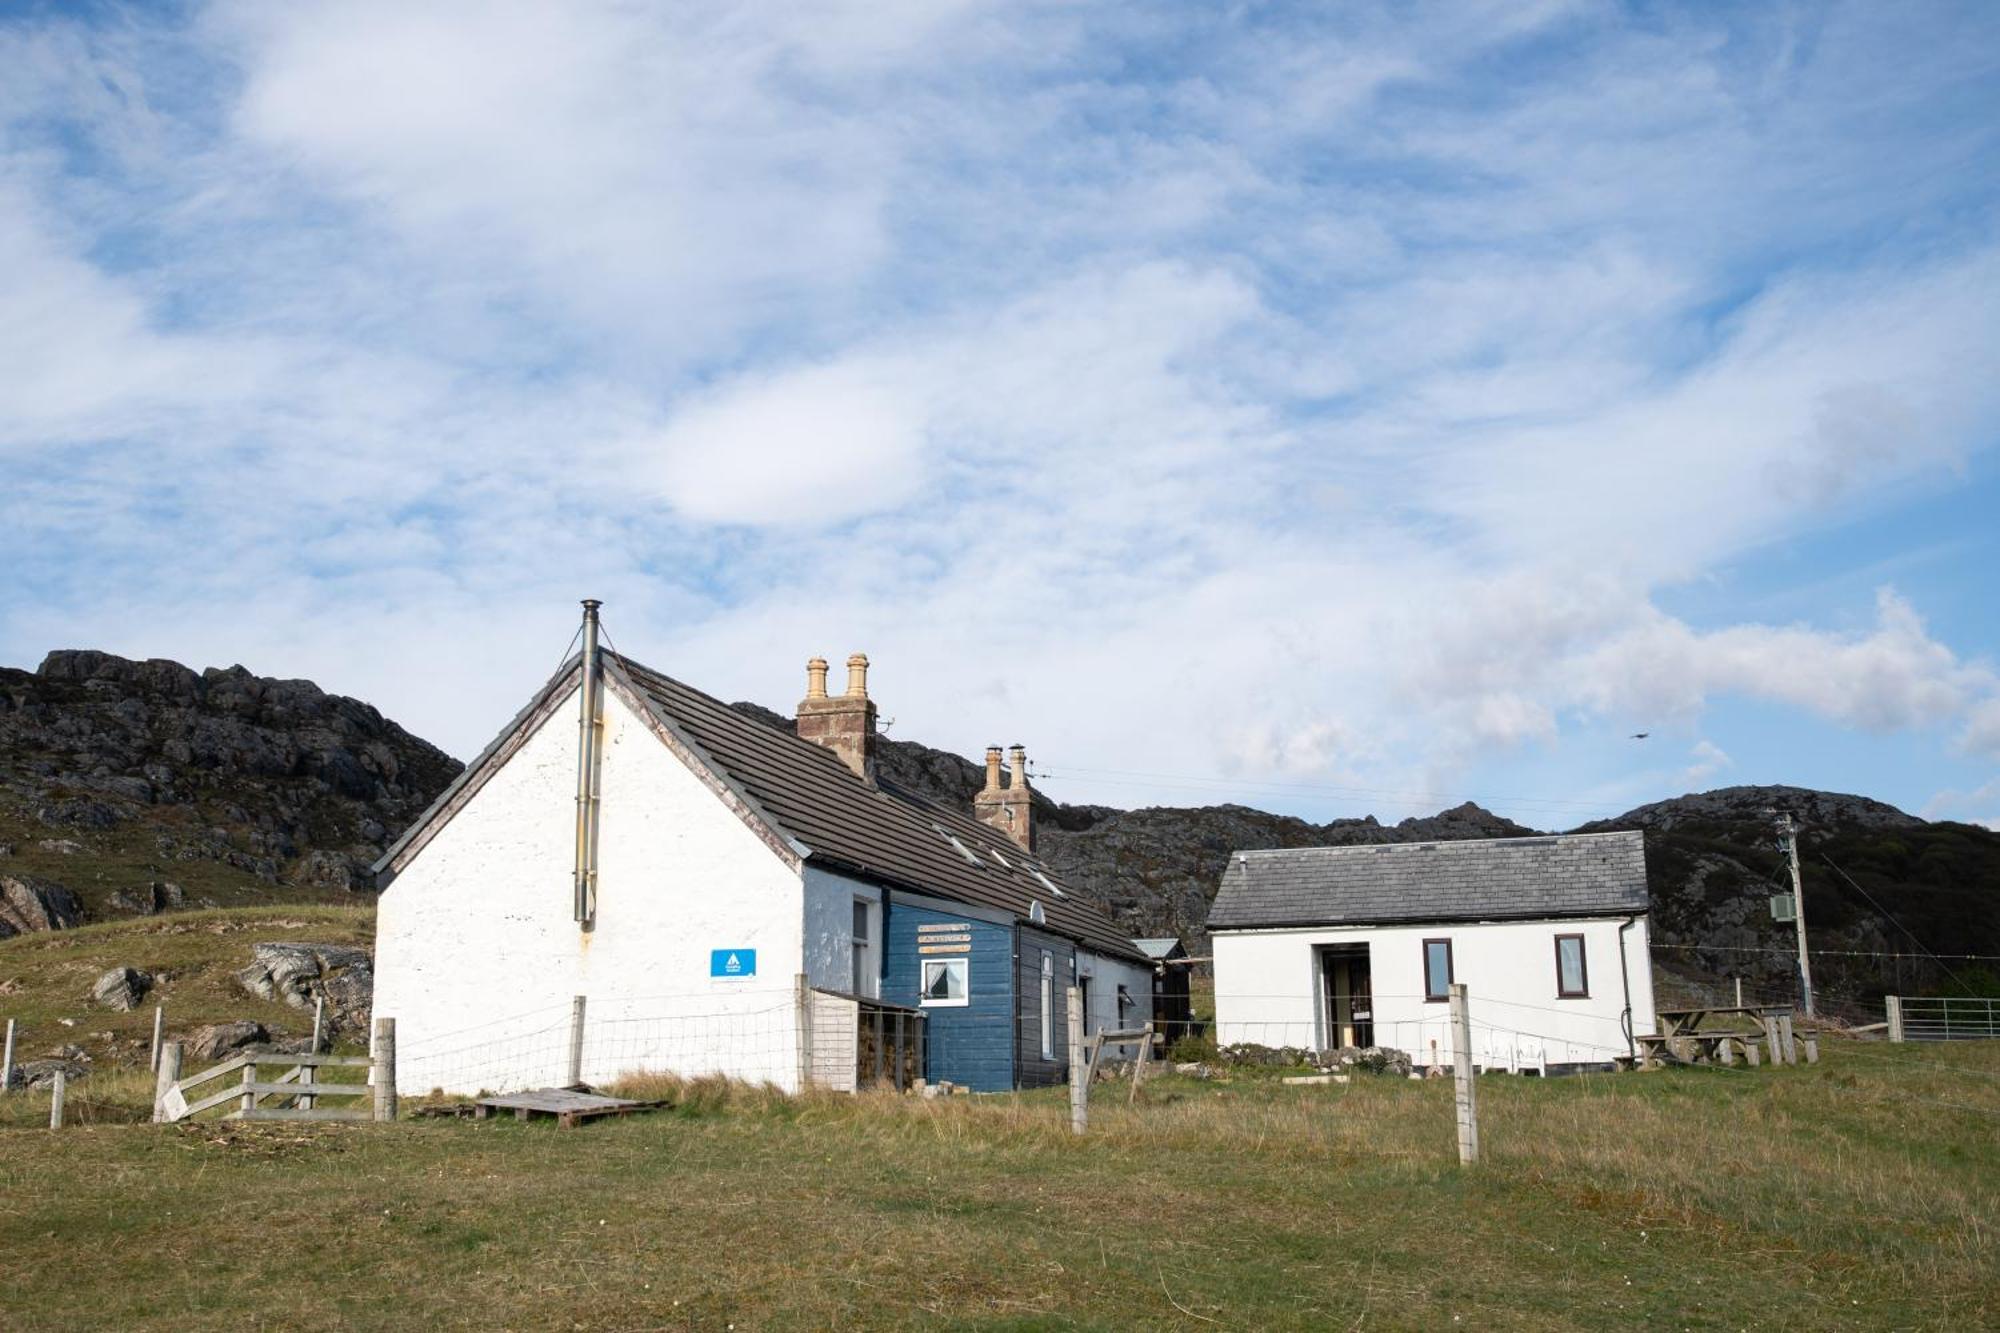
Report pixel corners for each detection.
[371,608,1151,1097]
[1208,832,1655,1073]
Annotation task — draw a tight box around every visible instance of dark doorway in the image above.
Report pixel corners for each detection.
[1321,944,1373,1049]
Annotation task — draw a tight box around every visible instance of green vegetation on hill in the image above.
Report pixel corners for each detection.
[1,1043,1994,1329]
[0,906,373,1105]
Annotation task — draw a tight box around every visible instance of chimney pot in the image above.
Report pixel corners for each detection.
[977,742,1036,852]
[798,651,878,783]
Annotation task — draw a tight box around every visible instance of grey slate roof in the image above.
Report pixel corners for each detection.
[376,649,1144,962]
[1132,938,1186,961]
[613,655,1145,963]
[1206,832,1648,930]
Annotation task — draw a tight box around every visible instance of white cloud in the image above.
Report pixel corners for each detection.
[1682,740,1733,787]
[0,1,1995,828]
[1922,777,2000,831]
[648,361,927,526]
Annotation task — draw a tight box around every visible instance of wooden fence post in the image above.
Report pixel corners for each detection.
[1780,1015,1798,1066]
[239,1058,257,1117]
[372,1017,397,1122]
[568,994,587,1088]
[2,1017,15,1093]
[793,975,813,1095]
[1885,995,1904,1043]
[1128,1022,1153,1106]
[150,1006,165,1073]
[1449,983,1478,1166]
[1802,1035,1819,1065]
[311,997,326,1054]
[49,1069,65,1130]
[1067,985,1087,1136]
[153,1041,182,1122]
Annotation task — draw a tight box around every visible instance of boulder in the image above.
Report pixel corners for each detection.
[107,881,186,915]
[17,1058,88,1089]
[0,874,85,938]
[236,941,373,1034]
[184,1021,267,1062]
[92,966,152,1011]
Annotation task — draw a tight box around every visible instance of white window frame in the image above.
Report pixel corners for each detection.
[920,957,969,1007]
[1039,951,1055,1058]
[851,898,878,999]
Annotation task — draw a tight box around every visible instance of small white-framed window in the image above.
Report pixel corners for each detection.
[921,957,968,1007]
[1039,951,1055,1057]
[851,898,878,998]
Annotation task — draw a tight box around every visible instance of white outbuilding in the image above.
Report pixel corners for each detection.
[1208,832,1655,1073]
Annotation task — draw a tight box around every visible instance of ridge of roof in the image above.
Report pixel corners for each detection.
[610,652,1145,963]
[1229,829,1638,861]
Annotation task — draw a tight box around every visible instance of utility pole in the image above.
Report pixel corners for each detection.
[1777,813,1815,1018]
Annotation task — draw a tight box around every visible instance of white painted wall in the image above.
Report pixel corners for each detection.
[1076,951,1156,1058]
[803,866,882,998]
[374,684,809,1095]
[1213,916,1655,1070]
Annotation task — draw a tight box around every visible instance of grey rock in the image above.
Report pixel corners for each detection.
[17,1058,88,1089]
[236,941,373,1034]
[184,1021,268,1062]
[92,966,152,1011]
[0,874,85,938]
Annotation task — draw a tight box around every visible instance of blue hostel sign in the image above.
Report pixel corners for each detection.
[710,948,756,980]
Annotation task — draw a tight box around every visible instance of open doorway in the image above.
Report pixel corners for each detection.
[1320,944,1373,1049]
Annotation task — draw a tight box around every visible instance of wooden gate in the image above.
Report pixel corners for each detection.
[154,1046,381,1124]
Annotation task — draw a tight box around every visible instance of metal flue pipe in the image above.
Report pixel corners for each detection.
[574,599,604,927]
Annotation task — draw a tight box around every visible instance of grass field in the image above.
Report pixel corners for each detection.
[4,909,1996,1329]
[3,1042,1995,1329]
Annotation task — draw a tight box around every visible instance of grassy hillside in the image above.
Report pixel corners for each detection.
[0,905,373,1099]
[2,1039,1994,1328]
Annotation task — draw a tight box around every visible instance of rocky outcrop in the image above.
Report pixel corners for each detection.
[91,966,152,1011]
[0,650,462,915]
[0,873,84,938]
[236,942,373,1035]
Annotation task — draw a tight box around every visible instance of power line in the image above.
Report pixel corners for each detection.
[1817,853,1973,994]
[1652,943,2000,961]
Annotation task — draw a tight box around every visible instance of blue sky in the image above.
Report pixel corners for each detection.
[1,1,1997,830]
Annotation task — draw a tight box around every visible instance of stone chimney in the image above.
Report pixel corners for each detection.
[975,742,1035,852]
[797,653,877,782]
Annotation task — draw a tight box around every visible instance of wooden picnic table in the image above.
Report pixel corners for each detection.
[1639,1006,1795,1070]
[1655,1005,1787,1037]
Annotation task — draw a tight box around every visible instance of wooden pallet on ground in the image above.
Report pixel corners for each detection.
[472,1087,668,1127]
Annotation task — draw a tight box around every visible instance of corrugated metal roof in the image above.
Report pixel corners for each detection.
[613,654,1144,963]
[1207,831,1648,930]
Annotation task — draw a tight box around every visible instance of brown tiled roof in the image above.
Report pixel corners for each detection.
[613,654,1144,962]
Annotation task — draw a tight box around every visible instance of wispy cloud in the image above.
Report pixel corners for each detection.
[1,1,1996,824]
